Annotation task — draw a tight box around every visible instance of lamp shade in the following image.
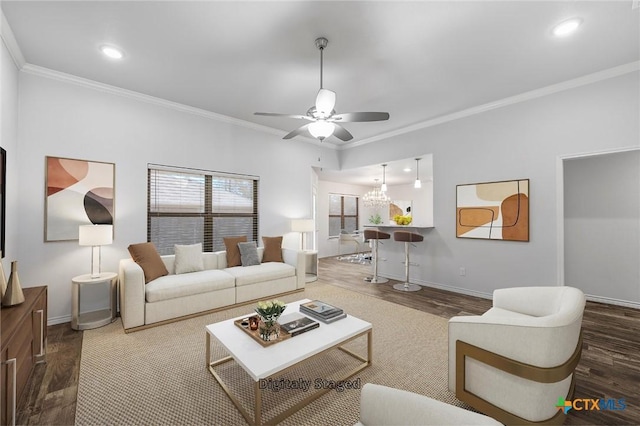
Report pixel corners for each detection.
[291,219,315,233]
[79,225,113,246]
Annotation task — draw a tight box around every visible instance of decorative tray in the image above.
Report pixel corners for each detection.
[234,316,291,347]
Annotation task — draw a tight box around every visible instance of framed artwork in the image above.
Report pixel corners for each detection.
[389,200,412,218]
[45,156,115,241]
[456,179,529,241]
[0,147,5,257]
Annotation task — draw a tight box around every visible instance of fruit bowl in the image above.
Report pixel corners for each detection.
[392,214,412,226]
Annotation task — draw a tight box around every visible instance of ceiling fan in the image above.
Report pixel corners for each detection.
[255,37,390,142]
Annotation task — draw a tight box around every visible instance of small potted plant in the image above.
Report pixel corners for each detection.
[368,213,383,224]
[255,299,286,341]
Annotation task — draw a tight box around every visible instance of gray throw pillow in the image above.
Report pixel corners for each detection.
[238,241,260,266]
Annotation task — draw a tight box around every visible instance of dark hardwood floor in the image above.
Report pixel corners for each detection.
[15,256,640,425]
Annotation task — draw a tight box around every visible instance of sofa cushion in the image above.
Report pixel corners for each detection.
[238,241,260,266]
[128,242,169,284]
[225,262,295,287]
[224,236,247,267]
[145,269,235,303]
[174,243,205,274]
[262,236,284,263]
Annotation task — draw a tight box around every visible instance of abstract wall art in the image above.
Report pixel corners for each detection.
[456,179,529,241]
[45,156,115,241]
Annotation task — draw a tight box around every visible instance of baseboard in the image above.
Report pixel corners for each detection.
[585,294,640,309]
[379,274,640,309]
[48,314,71,326]
[380,273,493,300]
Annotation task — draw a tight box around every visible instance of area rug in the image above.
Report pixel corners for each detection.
[75,281,465,425]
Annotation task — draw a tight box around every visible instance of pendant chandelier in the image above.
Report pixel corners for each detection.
[363,179,390,208]
[414,158,422,189]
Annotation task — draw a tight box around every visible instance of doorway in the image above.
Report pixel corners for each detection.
[561,148,640,306]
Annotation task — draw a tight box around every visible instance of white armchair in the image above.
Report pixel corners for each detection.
[448,286,586,425]
[355,383,502,425]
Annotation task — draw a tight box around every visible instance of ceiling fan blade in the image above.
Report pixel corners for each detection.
[255,112,313,121]
[283,123,311,139]
[332,124,353,141]
[331,112,390,122]
[315,89,336,117]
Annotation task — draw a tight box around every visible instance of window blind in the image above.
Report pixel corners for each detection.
[148,165,259,255]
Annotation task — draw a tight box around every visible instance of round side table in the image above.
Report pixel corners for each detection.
[304,250,318,283]
[71,272,118,330]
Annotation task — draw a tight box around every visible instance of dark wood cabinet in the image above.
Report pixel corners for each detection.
[1,286,47,426]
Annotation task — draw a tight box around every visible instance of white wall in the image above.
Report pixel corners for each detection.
[8,60,640,321]
[340,71,640,301]
[16,72,339,323]
[0,38,19,278]
[564,150,640,304]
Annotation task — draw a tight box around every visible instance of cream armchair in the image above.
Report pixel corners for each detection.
[448,286,586,425]
[356,383,502,425]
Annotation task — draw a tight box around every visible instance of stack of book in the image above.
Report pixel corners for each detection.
[300,300,346,324]
[278,313,319,336]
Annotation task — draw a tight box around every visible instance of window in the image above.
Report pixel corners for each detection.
[148,165,258,255]
[328,194,359,237]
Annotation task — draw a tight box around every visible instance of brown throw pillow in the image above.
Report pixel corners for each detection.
[262,236,284,263]
[128,242,168,284]
[223,236,247,267]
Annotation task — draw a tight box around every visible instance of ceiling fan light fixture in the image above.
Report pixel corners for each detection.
[254,37,389,142]
[309,120,334,140]
[315,89,336,118]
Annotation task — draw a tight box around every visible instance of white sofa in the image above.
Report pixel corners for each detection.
[119,247,305,331]
[356,384,502,425]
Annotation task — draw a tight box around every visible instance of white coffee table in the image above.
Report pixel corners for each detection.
[205,299,372,425]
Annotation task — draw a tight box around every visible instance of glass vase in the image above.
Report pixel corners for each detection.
[259,318,280,341]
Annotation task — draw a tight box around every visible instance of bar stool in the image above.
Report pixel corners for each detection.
[363,229,390,284]
[393,231,424,292]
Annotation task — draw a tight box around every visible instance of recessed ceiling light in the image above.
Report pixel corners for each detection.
[552,18,582,37]
[403,167,412,172]
[100,45,124,60]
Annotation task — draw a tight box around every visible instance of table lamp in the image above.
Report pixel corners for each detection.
[291,219,314,251]
[79,224,113,278]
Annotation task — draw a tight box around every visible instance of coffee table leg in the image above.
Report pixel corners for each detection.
[367,329,373,364]
[254,380,262,426]
[205,332,211,369]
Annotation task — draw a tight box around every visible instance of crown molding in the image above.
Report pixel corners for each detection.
[339,61,640,150]
[20,63,340,150]
[0,10,26,68]
[15,52,636,154]
[20,63,306,141]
